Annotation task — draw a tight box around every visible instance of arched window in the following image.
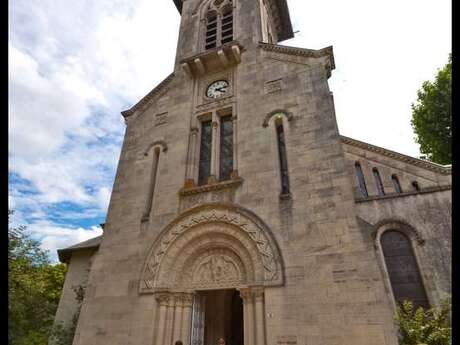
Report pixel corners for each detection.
[276,122,290,195]
[380,230,429,310]
[372,168,385,196]
[355,162,368,198]
[204,0,233,50]
[142,147,161,221]
[391,174,402,194]
[412,181,420,191]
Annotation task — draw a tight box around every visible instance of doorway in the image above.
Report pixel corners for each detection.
[191,289,244,345]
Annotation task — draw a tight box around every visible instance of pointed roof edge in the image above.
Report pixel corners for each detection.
[340,135,452,175]
[259,42,335,68]
[121,72,175,118]
[57,235,102,264]
[172,0,293,42]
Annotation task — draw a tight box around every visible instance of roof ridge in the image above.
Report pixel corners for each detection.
[340,135,451,175]
[121,72,175,118]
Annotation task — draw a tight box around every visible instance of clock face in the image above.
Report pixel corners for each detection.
[206,80,229,98]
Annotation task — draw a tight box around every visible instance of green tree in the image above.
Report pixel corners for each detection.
[8,211,67,345]
[395,299,451,345]
[411,54,451,165]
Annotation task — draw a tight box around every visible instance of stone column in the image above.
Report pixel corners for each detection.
[155,292,171,345]
[181,293,194,345]
[239,288,255,345]
[231,114,238,179]
[185,127,199,188]
[173,294,184,344]
[164,296,176,345]
[254,288,266,345]
[209,112,219,184]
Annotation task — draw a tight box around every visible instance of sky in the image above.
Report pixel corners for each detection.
[9,0,451,262]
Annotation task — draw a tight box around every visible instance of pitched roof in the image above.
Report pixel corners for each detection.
[172,0,294,42]
[121,73,175,118]
[340,135,452,175]
[57,235,103,263]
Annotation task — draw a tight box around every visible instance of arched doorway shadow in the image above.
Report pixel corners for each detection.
[139,203,285,345]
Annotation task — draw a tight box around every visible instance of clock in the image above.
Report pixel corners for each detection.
[206,80,229,98]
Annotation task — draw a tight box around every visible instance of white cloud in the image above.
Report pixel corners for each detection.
[27,222,103,263]
[9,0,450,262]
[285,0,451,157]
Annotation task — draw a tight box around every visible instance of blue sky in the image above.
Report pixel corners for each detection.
[9,0,451,262]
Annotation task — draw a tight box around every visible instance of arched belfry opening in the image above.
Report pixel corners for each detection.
[140,203,284,345]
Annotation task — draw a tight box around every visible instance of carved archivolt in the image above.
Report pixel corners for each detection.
[139,203,284,293]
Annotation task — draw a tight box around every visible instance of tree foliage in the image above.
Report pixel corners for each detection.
[8,211,67,345]
[411,55,451,165]
[395,299,452,345]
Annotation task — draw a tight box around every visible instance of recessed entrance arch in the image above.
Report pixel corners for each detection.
[139,203,285,345]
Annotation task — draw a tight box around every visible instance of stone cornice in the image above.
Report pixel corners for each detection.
[341,135,452,175]
[121,73,175,118]
[179,178,243,196]
[356,184,451,203]
[259,42,335,74]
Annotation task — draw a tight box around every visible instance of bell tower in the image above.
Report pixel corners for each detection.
[173,0,294,71]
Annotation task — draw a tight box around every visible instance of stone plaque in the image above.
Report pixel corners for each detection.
[265,79,283,94]
[154,112,168,126]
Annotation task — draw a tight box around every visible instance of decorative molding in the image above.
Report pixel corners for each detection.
[265,78,284,94]
[259,42,335,74]
[371,219,426,250]
[143,140,168,156]
[154,112,168,127]
[262,110,293,128]
[356,185,451,203]
[139,203,285,294]
[196,96,235,114]
[179,178,243,196]
[121,73,175,118]
[341,135,451,175]
[183,0,294,42]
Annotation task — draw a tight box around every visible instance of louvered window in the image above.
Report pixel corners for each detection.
[381,230,430,310]
[205,13,218,50]
[221,7,233,44]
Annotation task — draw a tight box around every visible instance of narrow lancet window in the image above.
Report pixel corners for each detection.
[392,174,402,194]
[221,6,233,44]
[355,162,368,198]
[219,116,233,181]
[198,120,212,185]
[381,230,430,310]
[373,168,385,196]
[276,123,290,195]
[142,147,160,221]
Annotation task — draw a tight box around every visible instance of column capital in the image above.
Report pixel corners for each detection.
[212,121,219,128]
[190,127,199,134]
[238,288,253,302]
[155,291,172,307]
[252,287,264,301]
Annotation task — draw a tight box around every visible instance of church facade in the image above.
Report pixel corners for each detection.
[52,1,452,345]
